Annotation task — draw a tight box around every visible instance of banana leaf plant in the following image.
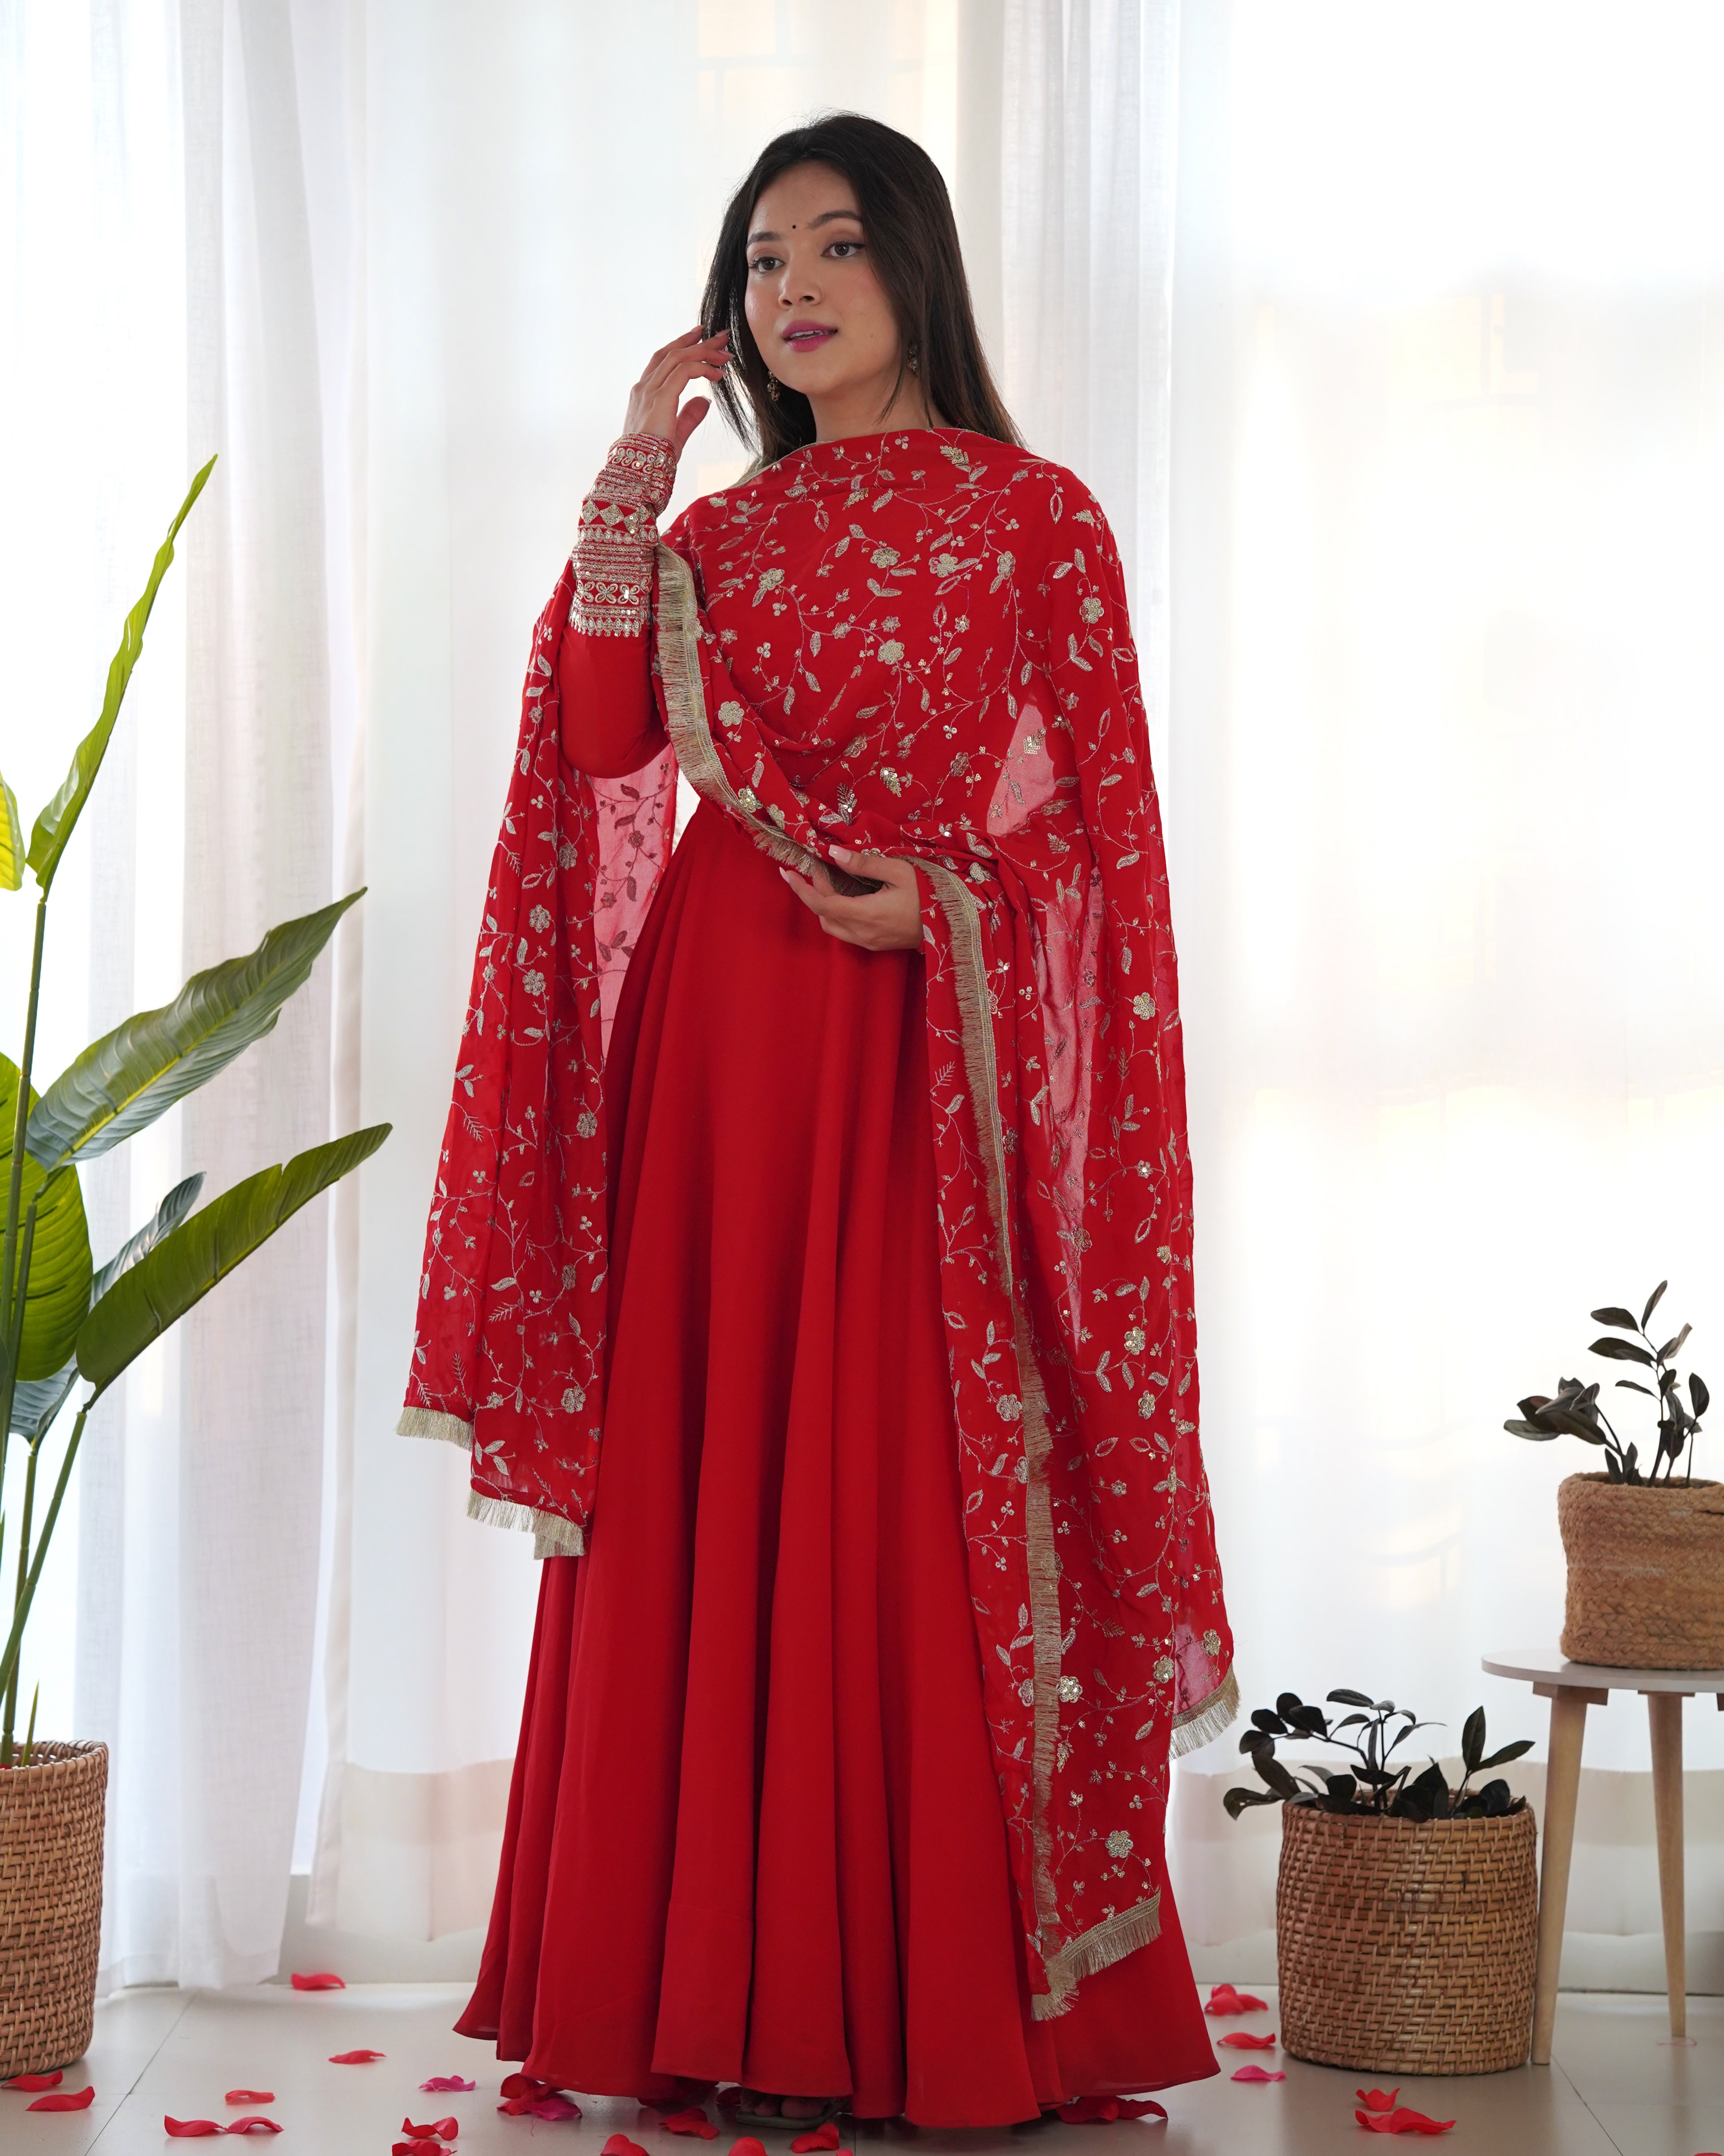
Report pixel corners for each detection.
[0,459,389,1765]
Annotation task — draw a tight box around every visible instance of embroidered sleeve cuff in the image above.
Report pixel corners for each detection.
[571,433,679,637]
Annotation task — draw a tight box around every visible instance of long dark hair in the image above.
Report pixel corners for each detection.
[702,113,1021,467]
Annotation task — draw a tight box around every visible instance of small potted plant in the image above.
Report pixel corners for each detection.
[0,465,389,2079]
[1506,1284,1720,1668]
[1226,1689,1536,2074]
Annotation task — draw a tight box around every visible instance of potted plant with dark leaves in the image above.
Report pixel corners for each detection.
[1225,1689,1537,2075]
[0,460,389,2080]
[1506,1284,1720,1668]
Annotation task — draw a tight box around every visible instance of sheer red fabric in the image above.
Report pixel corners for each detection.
[456,784,1216,2123]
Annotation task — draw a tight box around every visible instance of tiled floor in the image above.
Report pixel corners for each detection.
[5,1984,1719,2154]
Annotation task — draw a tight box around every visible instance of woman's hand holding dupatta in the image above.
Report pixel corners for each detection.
[778,846,924,951]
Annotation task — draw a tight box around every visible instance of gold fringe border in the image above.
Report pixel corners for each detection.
[922,862,1065,1959]
[655,547,826,879]
[397,1406,474,1450]
[1172,1665,1240,1757]
[466,1490,586,1558]
[1033,1892,1163,2021]
[398,1414,586,1556]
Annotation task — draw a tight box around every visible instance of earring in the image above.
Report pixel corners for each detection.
[764,372,781,403]
[908,338,921,374]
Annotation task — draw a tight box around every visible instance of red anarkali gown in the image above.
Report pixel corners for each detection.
[455,585,1218,2124]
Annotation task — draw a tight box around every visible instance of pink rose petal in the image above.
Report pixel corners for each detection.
[328,2049,385,2064]
[1219,2032,1277,2050]
[226,2090,275,2105]
[420,2077,477,2093]
[1230,2065,1285,2084]
[290,1970,346,1990]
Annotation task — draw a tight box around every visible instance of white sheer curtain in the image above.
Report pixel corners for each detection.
[309,0,967,1943]
[0,0,341,1989]
[1165,0,1724,1989]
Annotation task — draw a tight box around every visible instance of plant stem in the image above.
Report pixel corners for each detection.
[0,1402,88,1708]
[2,1434,39,1756]
[0,893,48,1493]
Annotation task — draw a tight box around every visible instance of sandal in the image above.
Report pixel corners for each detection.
[732,2095,848,2135]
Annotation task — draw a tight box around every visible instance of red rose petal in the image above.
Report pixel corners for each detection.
[27,2086,96,2111]
[604,2137,650,2156]
[1230,2065,1285,2083]
[421,2077,477,2093]
[401,2118,459,2140]
[501,2072,554,2099]
[165,2123,222,2138]
[790,2124,841,2152]
[734,2138,772,2156]
[1057,2096,1121,2123]
[394,2142,446,2156]
[328,2048,386,2064]
[714,2089,744,2114]
[223,2125,284,2138]
[1354,2107,1455,2135]
[664,2107,720,2138]
[226,2091,275,2105]
[1114,2100,1168,2121]
[290,1970,346,1990]
[1357,2088,1400,2112]
[4,2072,64,2090]
[1204,1983,1268,2016]
[1219,2032,1277,2050]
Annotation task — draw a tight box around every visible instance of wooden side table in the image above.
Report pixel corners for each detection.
[1482,1648,1724,2064]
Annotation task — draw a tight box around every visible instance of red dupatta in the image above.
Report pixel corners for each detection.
[400,428,1234,2015]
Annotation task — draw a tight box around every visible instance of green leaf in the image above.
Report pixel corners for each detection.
[25,458,215,895]
[1643,1280,1668,1328]
[1504,1418,1558,1440]
[26,894,361,1171]
[0,1056,92,1381]
[1223,1784,1283,1819]
[1479,1738,1534,1771]
[1692,1373,1710,1416]
[76,1126,389,1393]
[1590,1306,1639,1331]
[10,1174,205,1441]
[1656,1324,1691,1363]
[1461,1705,1484,1773]
[0,772,22,892]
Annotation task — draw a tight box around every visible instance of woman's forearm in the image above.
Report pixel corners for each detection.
[560,434,677,776]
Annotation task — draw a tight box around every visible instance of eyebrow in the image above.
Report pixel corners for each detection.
[746,208,864,245]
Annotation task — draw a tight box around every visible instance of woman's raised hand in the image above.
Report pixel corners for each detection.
[624,326,730,459]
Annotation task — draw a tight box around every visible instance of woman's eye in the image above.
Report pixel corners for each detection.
[748,255,780,275]
[826,240,862,259]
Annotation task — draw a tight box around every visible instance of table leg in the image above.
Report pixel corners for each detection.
[1531,1686,1593,2066]
[1646,1692,1687,2041]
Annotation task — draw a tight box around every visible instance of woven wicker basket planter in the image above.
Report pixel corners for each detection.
[1276,1802,1536,2074]
[0,1740,106,2081]
[1558,1472,1724,1670]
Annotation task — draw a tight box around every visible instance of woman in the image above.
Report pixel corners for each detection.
[401,114,1234,2129]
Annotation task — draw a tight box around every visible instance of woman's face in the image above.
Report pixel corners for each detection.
[743,162,905,417]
